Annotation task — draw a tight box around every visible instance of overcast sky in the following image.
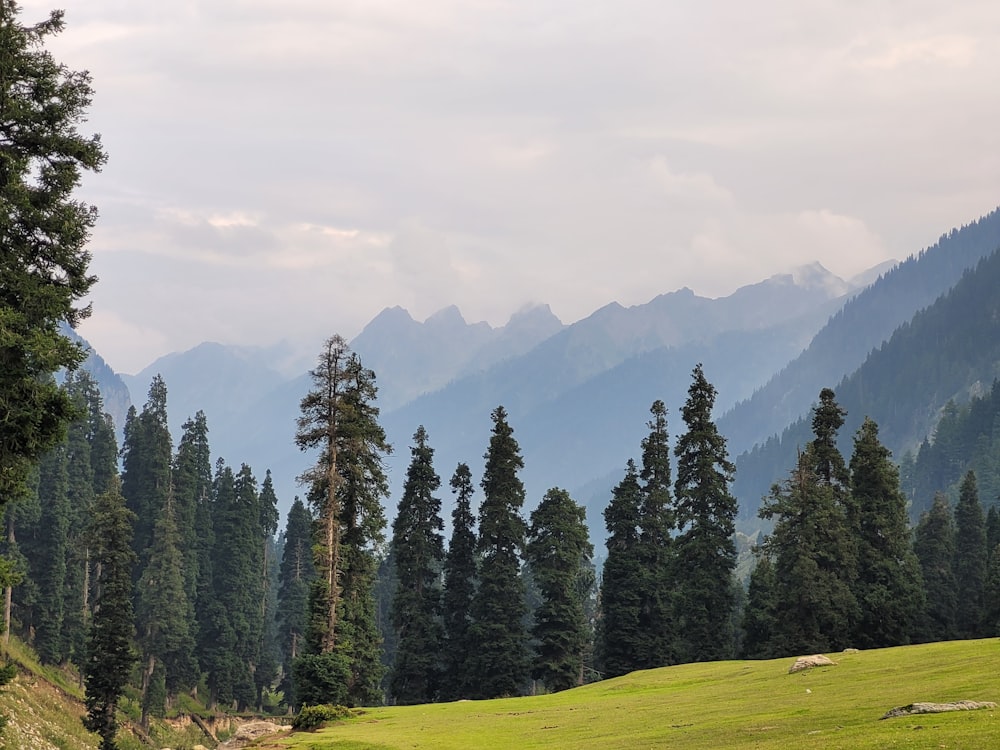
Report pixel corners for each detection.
[25,0,1000,374]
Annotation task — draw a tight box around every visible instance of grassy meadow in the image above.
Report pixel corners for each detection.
[274,639,999,750]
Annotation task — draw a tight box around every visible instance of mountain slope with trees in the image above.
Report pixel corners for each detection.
[734,244,1000,524]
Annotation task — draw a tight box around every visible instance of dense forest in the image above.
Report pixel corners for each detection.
[7,344,1000,733]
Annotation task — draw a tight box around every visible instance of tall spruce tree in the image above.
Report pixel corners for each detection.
[638,400,676,667]
[294,337,391,707]
[440,463,477,700]
[758,445,858,654]
[172,412,212,626]
[135,491,197,724]
[61,372,97,667]
[672,364,738,663]
[848,417,924,647]
[741,553,780,658]
[82,478,136,750]
[333,355,390,706]
[468,406,530,698]
[913,493,957,642]
[953,470,987,638]
[0,0,106,514]
[276,498,315,702]
[389,426,445,705]
[121,376,172,573]
[596,459,645,678]
[30,441,69,664]
[525,487,593,692]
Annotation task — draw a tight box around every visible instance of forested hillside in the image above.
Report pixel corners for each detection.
[720,208,1000,458]
[733,238,1000,524]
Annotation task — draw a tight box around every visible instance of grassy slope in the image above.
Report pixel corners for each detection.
[278,639,999,750]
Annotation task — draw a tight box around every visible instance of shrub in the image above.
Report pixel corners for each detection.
[293,703,352,731]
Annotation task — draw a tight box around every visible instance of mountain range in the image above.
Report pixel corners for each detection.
[78,207,1000,545]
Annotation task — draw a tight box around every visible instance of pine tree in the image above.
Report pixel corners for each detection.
[82,479,136,750]
[596,459,645,678]
[276,498,315,702]
[848,417,925,647]
[172,412,212,623]
[255,470,281,708]
[135,491,197,725]
[389,426,445,705]
[31,442,70,664]
[294,337,390,707]
[440,463,477,700]
[215,464,264,709]
[121,376,173,573]
[810,388,851,488]
[0,1,107,510]
[468,406,530,698]
[758,445,858,654]
[913,493,957,642]
[741,552,779,658]
[953,470,987,638]
[525,487,593,692]
[333,356,390,706]
[638,400,676,667]
[672,364,738,663]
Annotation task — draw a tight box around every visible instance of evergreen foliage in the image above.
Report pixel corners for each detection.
[389,426,445,705]
[740,553,779,658]
[953,470,987,638]
[82,479,136,750]
[596,459,645,678]
[29,442,69,664]
[672,365,738,663]
[913,493,958,642]
[0,1,106,504]
[135,491,196,723]
[294,336,390,706]
[757,447,858,654]
[637,400,676,668]
[276,497,315,701]
[120,376,172,573]
[440,463,477,700]
[468,406,530,698]
[847,417,925,648]
[525,487,593,692]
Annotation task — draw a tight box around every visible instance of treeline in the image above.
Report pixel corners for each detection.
[9,341,1000,728]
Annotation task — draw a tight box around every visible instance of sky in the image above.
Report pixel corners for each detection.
[23,0,1000,375]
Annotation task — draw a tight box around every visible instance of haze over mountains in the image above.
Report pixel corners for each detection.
[82,207,1000,544]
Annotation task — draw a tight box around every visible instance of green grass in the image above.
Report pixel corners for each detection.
[277,639,1000,750]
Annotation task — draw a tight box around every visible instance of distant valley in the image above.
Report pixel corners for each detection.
[79,208,1000,544]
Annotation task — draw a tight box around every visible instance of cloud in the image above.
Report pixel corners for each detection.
[28,0,1000,373]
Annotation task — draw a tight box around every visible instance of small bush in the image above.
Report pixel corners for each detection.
[293,703,352,731]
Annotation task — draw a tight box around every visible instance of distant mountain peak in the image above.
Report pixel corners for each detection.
[425,305,469,328]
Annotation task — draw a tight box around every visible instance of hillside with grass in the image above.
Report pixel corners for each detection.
[263,639,999,750]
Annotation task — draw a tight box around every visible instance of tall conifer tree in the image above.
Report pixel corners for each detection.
[440,463,477,700]
[848,417,924,647]
[526,487,593,692]
[913,493,957,642]
[468,406,529,698]
[82,479,136,750]
[638,401,676,667]
[294,337,390,707]
[121,376,172,573]
[276,498,315,701]
[596,459,645,678]
[953,470,987,638]
[389,426,445,704]
[672,364,738,663]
